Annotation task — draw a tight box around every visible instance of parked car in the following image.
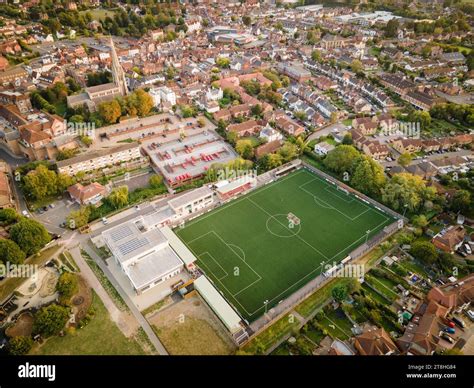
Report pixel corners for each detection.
[21,210,30,218]
[440,332,455,344]
[444,327,455,334]
[464,244,472,255]
[464,310,474,322]
[102,217,108,225]
[451,316,466,328]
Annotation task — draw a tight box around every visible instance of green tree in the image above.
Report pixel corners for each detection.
[385,19,399,37]
[0,208,20,225]
[66,206,91,230]
[351,59,363,74]
[411,241,438,265]
[382,173,437,212]
[398,152,412,167]
[235,140,255,160]
[332,284,348,303]
[350,156,386,197]
[0,239,26,266]
[216,56,230,68]
[98,100,122,124]
[323,145,360,174]
[342,133,353,145]
[277,142,298,162]
[149,174,163,189]
[8,336,33,355]
[33,304,70,337]
[22,165,58,200]
[10,219,51,256]
[311,50,322,62]
[56,272,78,304]
[107,186,129,209]
[451,189,471,214]
[242,16,252,26]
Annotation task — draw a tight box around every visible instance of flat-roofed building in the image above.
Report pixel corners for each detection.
[102,217,184,294]
[56,142,143,176]
[168,186,214,217]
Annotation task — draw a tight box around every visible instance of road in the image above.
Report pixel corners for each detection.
[381,149,472,168]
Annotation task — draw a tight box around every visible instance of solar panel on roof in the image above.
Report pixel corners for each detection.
[118,237,149,256]
[110,225,133,242]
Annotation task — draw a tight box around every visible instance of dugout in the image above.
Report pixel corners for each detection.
[194,276,243,334]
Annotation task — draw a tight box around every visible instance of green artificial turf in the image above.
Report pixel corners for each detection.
[176,168,395,322]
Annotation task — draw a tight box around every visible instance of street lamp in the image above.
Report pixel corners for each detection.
[402,203,408,218]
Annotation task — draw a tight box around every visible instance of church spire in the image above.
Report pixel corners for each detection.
[109,36,128,96]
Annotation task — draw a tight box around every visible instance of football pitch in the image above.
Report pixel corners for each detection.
[175,168,396,322]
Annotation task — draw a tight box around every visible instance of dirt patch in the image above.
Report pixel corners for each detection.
[148,296,236,355]
[6,312,34,338]
[71,275,93,324]
[39,270,58,298]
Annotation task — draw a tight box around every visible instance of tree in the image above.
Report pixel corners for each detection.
[332,284,348,303]
[33,304,70,337]
[216,56,230,69]
[323,145,360,175]
[0,208,20,225]
[107,186,129,209]
[57,173,74,193]
[235,140,254,160]
[350,156,386,197]
[149,174,163,189]
[180,105,197,118]
[0,239,26,266]
[451,189,471,214]
[410,241,438,265]
[294,110,307,122]
[382,173,437,212]
[22,165,58,200]
[56,272,78,304]
[80,135,93,147]
[351,59,363,74]
[260,153,283,169]
[398,152,412,167]
[197,117,206,128]
[125,89,154,117]
[278,142,298,162]
[98,100,121,124]
[251,104,263,117]
[385,19,399,38]
[411,215,429,233]
[311,50,322,62]
[10,219,51,256]
[8,336,33,355]
[242,16,252,26]
[66,206,91,230]
[342,133,353,145]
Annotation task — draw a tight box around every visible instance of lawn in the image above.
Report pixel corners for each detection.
[152,317,233,355]
[176,168,395,321]
[241,313,300,354]
[31,292,145,355]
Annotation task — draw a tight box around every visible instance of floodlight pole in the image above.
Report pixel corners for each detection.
[365,229,370,243]
[264,299,269,314]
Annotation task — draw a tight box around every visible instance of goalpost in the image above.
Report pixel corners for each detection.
[336,186,350,196]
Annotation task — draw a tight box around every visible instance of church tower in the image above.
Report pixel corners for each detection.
[109,36,128,96]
